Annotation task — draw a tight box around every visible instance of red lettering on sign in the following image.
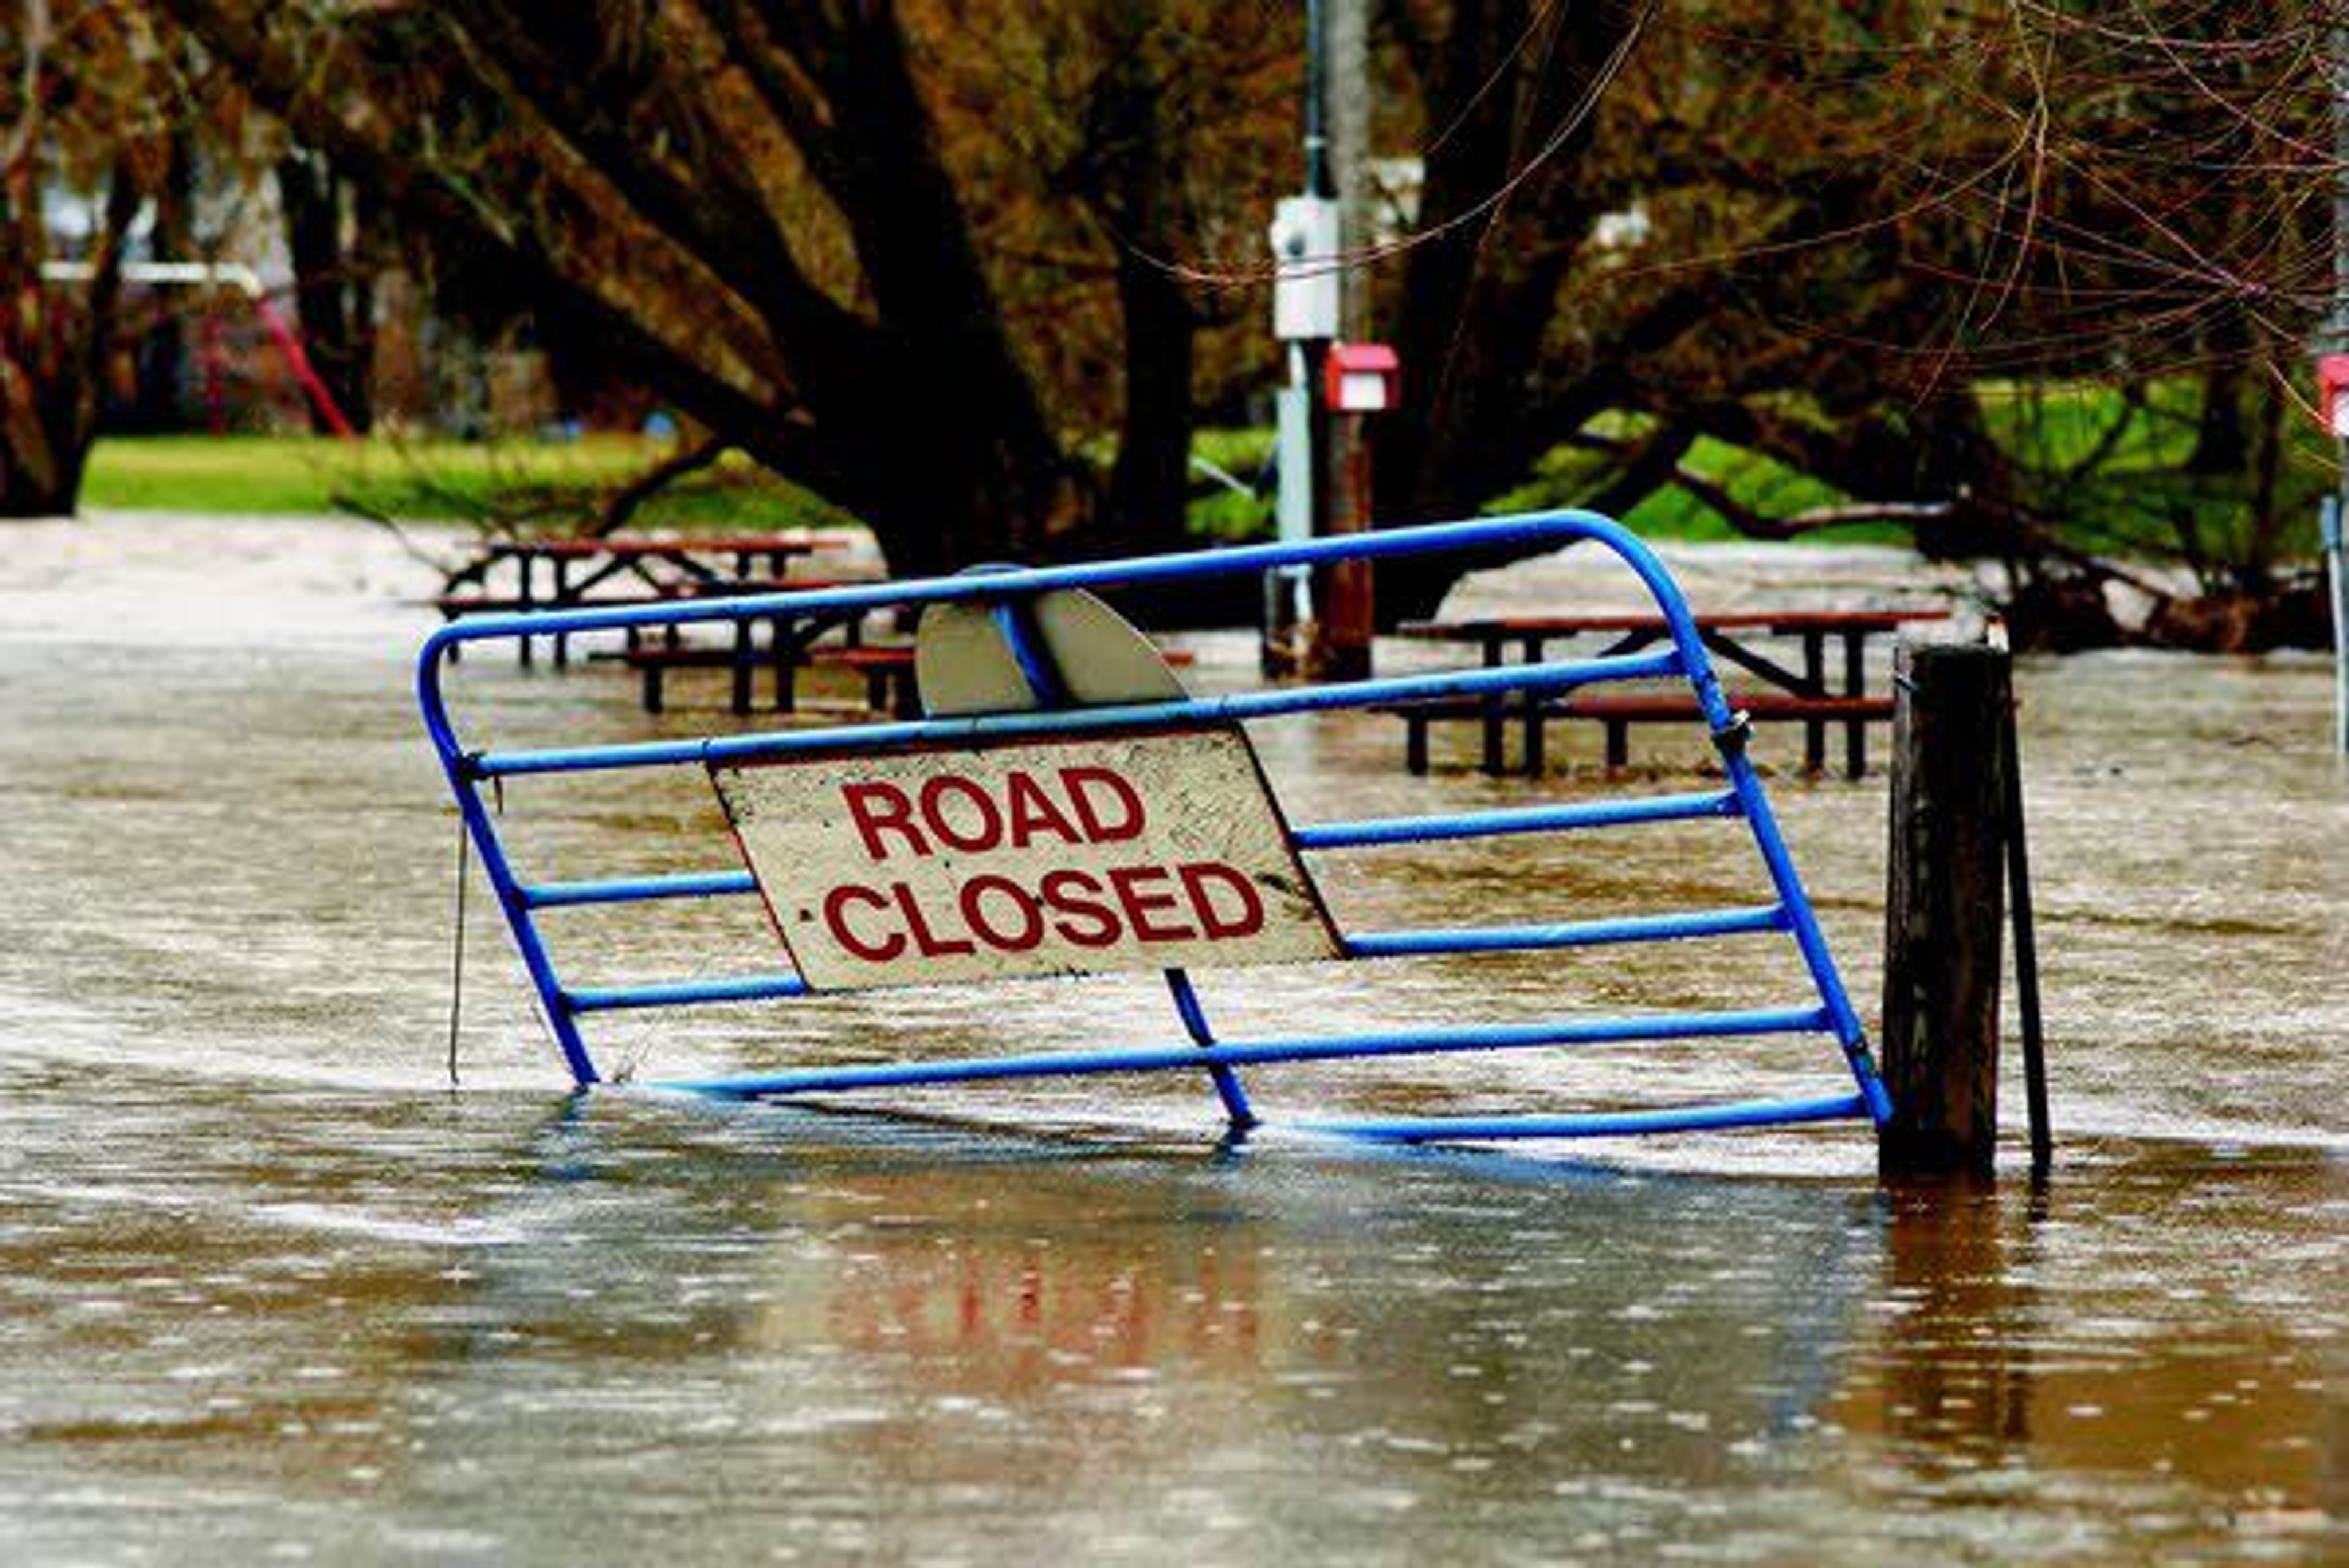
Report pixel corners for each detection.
[823,885,905,961]
[1038,870,1119,947]
[842,782,929,861]
[1004,770,1082,849]
[920,775,1004,853]
[892,881,975,957]
[1107,864,1195,943]
[1063,767,1145,843]
[961,875,1045,952]
[1179,862,1265,939]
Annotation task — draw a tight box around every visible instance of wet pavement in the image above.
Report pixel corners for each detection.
[0,512,2340,1564]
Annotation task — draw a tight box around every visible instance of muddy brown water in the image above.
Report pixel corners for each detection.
[0,514,2340,1564]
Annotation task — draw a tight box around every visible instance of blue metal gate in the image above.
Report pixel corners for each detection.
[418,511,1893,1143]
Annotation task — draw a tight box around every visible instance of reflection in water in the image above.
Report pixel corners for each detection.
[4,1072,2332,1564]
[1827,1161,2343,1559]
[1861,1178,2041,1462]
[423,1100,1896,1561]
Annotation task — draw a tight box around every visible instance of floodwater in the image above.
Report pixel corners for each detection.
[0,513,2340,1565]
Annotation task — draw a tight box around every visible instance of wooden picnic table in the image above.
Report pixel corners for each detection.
[617,638,1199,719]
[1392,607,1951,777]
[437,530,859,667]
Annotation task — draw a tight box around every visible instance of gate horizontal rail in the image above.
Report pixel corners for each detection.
[418,510,1893,1144]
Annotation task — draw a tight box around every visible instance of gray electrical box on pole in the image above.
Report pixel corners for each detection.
[1263,0,1375,679]
[1270,197,1341,341]
[1265,193,1334,663]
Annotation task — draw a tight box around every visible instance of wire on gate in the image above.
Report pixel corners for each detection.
[445,771,504,1090]
[448,811,469,1089]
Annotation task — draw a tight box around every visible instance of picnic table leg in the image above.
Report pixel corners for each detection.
[1605,718,1628,769]
[516,555,536,668]
[552,558,571,668]
[730,618,753,715]
[1405,714,1428,775]
[1518,636,1544,774]
[1802,630,1826,773]
[641,662,664,714]
[1844,630,1867,778]
[771,618,795,712]
[1480,641,1505,775]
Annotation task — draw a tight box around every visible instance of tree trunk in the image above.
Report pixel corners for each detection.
[127,131,196,433]
[0,158,142,517]
[2240,374,2286,594]
[1104,248,1196,557]
[278,149,376,434]
[2187,363,2248,477]
[1366,0,1634,623]
[1082,1,1198,560]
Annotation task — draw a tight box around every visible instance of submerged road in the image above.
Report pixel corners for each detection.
[0,512,2340,1564]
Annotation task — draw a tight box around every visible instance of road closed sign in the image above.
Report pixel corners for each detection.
[711,727,1340,991]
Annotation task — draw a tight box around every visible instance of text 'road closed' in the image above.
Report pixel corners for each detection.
[712,728,1339,990]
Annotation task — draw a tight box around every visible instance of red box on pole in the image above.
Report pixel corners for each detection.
[2319,354,2349,438]
[1326,342,1401,414]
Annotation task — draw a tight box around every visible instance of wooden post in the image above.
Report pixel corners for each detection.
[1880,637,2012,1177]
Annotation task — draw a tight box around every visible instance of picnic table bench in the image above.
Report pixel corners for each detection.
[617,638,1196,719]
[617,641,909,717]
[436,530,859,666]
[1386,608,1949,777]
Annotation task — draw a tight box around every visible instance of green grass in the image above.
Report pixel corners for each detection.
[1973,379,2205,471]
[89,385,2331,569]
[81,434,853,534]
[1489,415,1887,543]
[1191,413,1906,548]
[1493,383,2329,564]
[83,434,648,516]
[1975,380,2331,566]
[1186,426,1276,543]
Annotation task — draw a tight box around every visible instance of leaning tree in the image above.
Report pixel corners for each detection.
[162,0,1294,579]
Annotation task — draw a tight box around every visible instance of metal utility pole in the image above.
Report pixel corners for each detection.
[1309,0,1376,681]
[2329,21,2349,752]
[1266,0,1379,678]
[1263,2,1332,673]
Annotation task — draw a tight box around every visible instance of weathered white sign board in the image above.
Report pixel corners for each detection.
[712,728,1340,991]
